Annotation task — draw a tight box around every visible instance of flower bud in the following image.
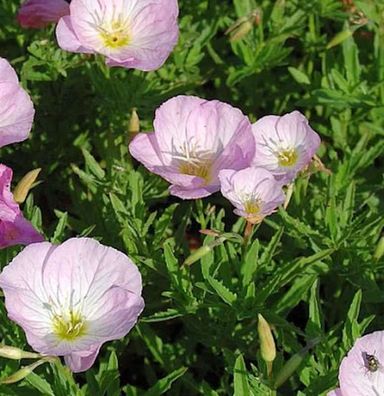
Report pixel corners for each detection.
[129,108,140,134]
[0,345,41,360]
[258,314,276,363]
[13,168,41,204]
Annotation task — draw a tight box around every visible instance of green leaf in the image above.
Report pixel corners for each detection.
[288,67,311,85]
[144,367,187,396]
[207,276,237,306]
[25,372,55,396]
[233,354,251,396]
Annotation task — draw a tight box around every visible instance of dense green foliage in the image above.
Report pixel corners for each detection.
[0,0,384,394]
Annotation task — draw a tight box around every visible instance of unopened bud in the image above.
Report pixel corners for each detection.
[0,345,41,360]
[229,20,253,42]
[129,108,140,135]
[258,314,276,363]
[13,168,41,204]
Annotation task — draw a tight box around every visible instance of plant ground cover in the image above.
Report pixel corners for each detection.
[0,0,384,395]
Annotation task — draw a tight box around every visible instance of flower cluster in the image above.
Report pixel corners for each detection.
[130,95,321,223]
[2,0,326,378]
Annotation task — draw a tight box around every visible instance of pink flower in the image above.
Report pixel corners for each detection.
[56,0,179,71]
[219,167,285,223]
[129,96,255,199]
[0,237,145,372]
[328,331,384,396]
[0,164,43,249]
[0,58,35,148]
[252,111,321,184]
[17,0,70,29]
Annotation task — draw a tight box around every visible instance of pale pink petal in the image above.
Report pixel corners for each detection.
[327,389,342,396]
[0,59,18,84]
[0,82,35,147]
[56,16,94,54]
[0,58,35,147]
[65,348,100,373]
[338,331,384,396]
[129,132,164,170]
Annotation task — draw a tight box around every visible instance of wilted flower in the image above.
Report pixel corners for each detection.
[0,164,43,249]
[0,58,35,147]
[328,331,384,396]
[252,111,321,184]
[56,0,179,71]
[219,167,285,223]
[0,238,144,373]
[17,0,69,29]
[129,95,255,199]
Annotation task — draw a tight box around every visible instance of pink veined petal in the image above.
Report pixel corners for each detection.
[0,82,35,147]
[0,165,43,248]
[18,0,70,29]
[56,15,94,54]
[339,331,384,396]
[153,96,207,162]
[169,184,217,200]
[129,132,164,170]
[64,347,100,373]
[0,58,18,84]
[0,242,56,350]
[0,215,44,249]
[42,238,143,309]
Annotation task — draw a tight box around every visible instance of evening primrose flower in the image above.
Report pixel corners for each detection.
[0,164,43,249]
[252,111,321,184]
[328,331,384,396]
[129,95,255,199]
[56,0,179,71]
[219,167,285,223]
[18,0,69,29]
[0,238,144,372]
[0,58,35,147]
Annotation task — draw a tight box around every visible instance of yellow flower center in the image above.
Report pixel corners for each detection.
[244,200,261,215]
[100,21,130,49]
[52,311,86,341]
[179,161,212,184]
[277,149,298,167]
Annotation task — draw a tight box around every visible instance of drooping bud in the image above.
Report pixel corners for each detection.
[13,168,41,204]
[226,10,261,42]
[0,345,41,360]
